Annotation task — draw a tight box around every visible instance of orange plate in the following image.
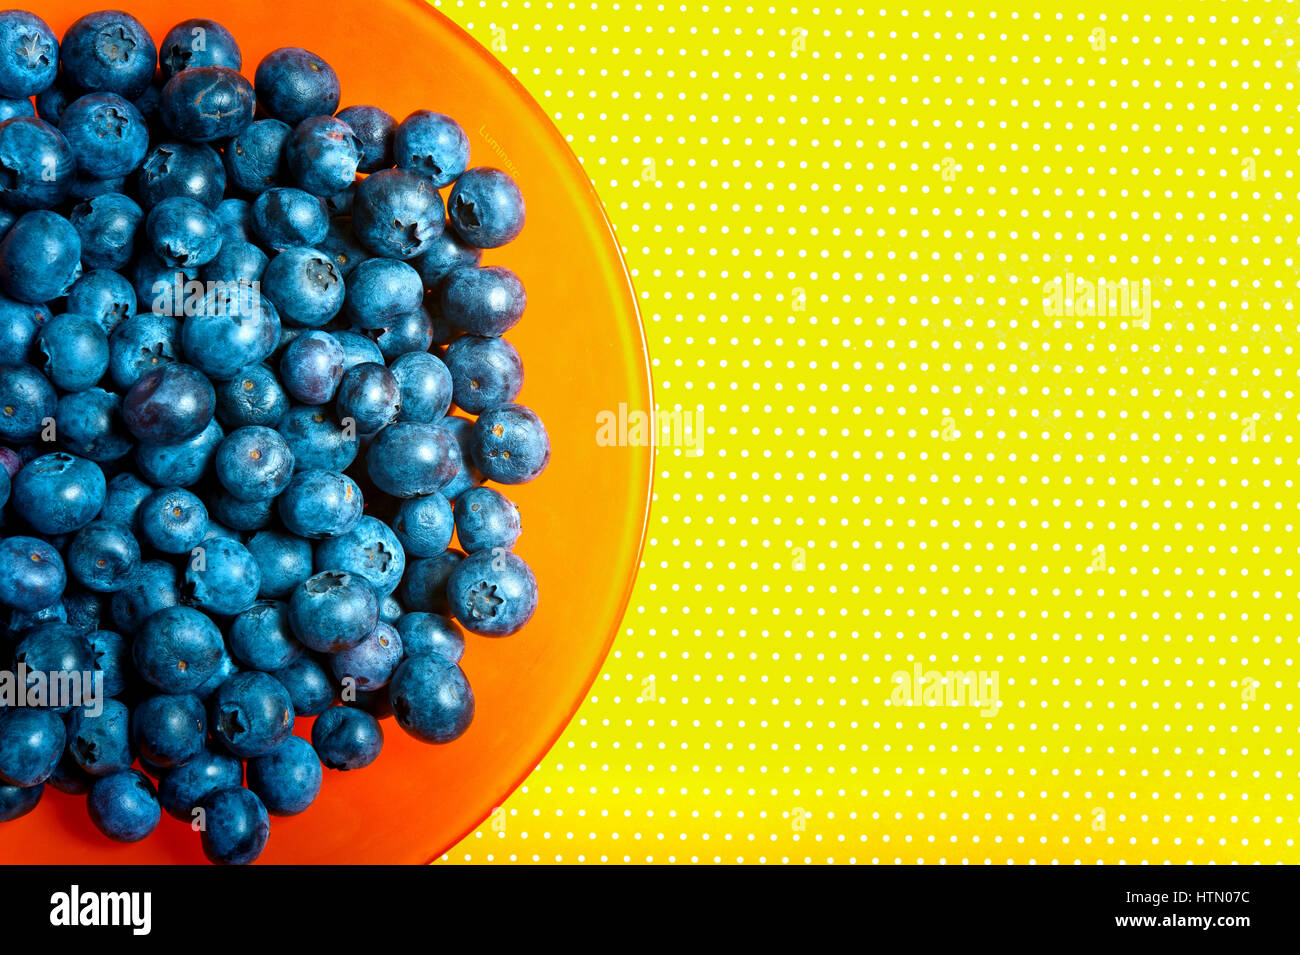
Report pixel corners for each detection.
[0,0,651,864]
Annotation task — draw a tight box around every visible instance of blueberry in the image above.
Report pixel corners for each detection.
[181,284,280,380]
[131,693,206,768]
[137,142,226,209]
[399,549,463,615]
[470,402,551,484]
[12,453,107,535]
[336,105,395,173]
[254,48,340,125]
[122,362,216,444]
[65,269,137,333]
[203,494,272,538]
[332,620,402,692]
[214,363,287,429]
[67,520,140,591]
[215,197,253,242]
[313,515,406,596]
[392,493,454,558]
[279,330,344,404]
[0,536,62,613]
[192,649,238,703]
[139,487,209,554]
[454,486,522,553]
[366,421,460,498]
[33,78,71,125]
[186,536,261,616]
[87,769,160,842]
[0,293,48,365]
[35,313,110,392]
[246,530,314,599]
[66,699,132,777]
[109,560,180,634]
[335,362,400,434]
[312,705,383,770]
[276,405,358,472]
[0,117,76,210]
[277,469,363,540]
[286,115,361,196]
[133,605,224,693]
[318,217,369,278]
[413,229,482,288]
[397,612,465,663]
[0,364,54,443]
[370,303,435,361]
[378,593,403,624]
[210,670,293,757]
[132,251,197,313]
[60,11,157,100]
[47,752,93,795]
[158,748,241,820]
[351,168,444,260]
[146,196,222,267]
[197,785,269,865]
[246,735,320,816]
[160,66,255,142]
[288,570,378,652]
[443,335,522,414]
[333,329,385,372]
[389,655,474,744]
[158,18,241,80]
[271,653,334,716]
[393,110,469,188]
[439,265,526,337]
[228,600,302,672]
[57,93,149,179]
[446,549,538,636]
[448,167,525,248]
[344,256,422,329]
[0,780,42,821]
[0,11,58,98]
[263,247,344,329]
[250,186,328,251]
[12,623,94,711]
[0,210,82,304]
[134,417,223,487]
[224,118,290,195]
[107,313,179,389]
[203,239,268,287]
[86,628,129,697]
[216,425,295,502]
[0,707,65,785]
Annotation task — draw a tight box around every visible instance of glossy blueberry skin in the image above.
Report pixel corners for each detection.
[309,705,381,770]
[224,118,290,195]
[391,345,458,421]
[158,748,241,820]
[440,266,526,338]
[434,413,488,500]
[471,403,551,484]
[131,693,205,768]
[192,649,237,701]
[243,734,319,816]
[35,314,109,392]
[413,230,482,289]
[182,285,281,380]
[0,11,58,98]
[138,142,226,209]
[245,531,312,601]
[351,168,444,260]
[66,270,136,334]
[270,653,332,716]
[0,780,42,820]
[0,535,66,615]
[86,628,127,697]
[263,247,344,329]
[279,330,344,405]
[276,470,362,543]
[214,197,251,242]
[287,570,378,653]
[67,520,140,591]
[254,47,340,125]
[135,417,223,487]
[399,549,462,615]
[203,239,268,288]
[198,785,270,865]
[448,167,526,248]
[394,110,469,188]
[0,707,65,785]
[210,670,293,758]
[389,655,474,744]
[336,104,394,173]
[336,362,400,434]
[68,193,141,268]
[216,425,295,502]
[0,294,47,365]
[333,330,385,372]
[146,196,222,268]
[158,18,241,80]
[214,363,287,429]
[133,605,223,693]
[0,210,82,304]
[160,65,255,143]
[369,305,434,360]
[228,600,302,672]
[207,489,273,533]
[318,217,369,278]
[314,516,406,597]
[378,593,402,625]
[122,362,215,444]
[447,549,538,636]
[454,486,522,554]
[98,472,150,528]
[276,406,358,472]
[107,313,179,389]
[286,115,360,197]
[186,537,261,616]
[0,117,75,210]
[60,11,156,99]
[332,620,402,693]
[87,769,160,842]
[398,612,464,663]
[0,96,32,121]
[139,487,208,554]
[13,453,106,535]
[67,699,132,777]
[0,362,52,442]
[444,334,523,415]
[393,493,454,558]
[251,186,328,251]
[58,92,148,178]
[366,421,460,498]
[109,559,179,633]
[343,256,421,330]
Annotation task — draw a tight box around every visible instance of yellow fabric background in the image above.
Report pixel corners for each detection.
[434,0,1300,863]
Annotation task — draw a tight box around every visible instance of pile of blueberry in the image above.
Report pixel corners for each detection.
[0,10,549,864]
